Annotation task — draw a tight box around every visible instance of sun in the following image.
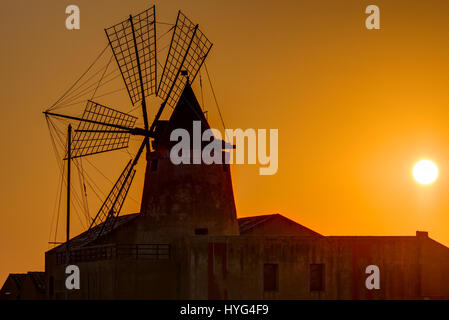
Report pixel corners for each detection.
[413,160,439,185]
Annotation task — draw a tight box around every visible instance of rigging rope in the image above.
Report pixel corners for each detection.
[55,61,117,106]
[53,164,65,246]
[47,115,141,229]
[55,88,126,110]
[47,118,65,247]
[199,71,206,117]
[46,117,87,242]
[46,116,92,229]
[49,116,115,206]
[91,54,114,100]
[156,21,175,26]
[156,25,175,42]
[54,72,122,109]
[84,157,138,205]
[204,63,230,141]
[77,158,90,225]
[44,21,181,238]
[48,43,110,111]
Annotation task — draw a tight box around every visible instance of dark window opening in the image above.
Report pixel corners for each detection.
[195,228,208,235]
[151,159,158,172]
[263,263,278,291]
[310,263,325,291]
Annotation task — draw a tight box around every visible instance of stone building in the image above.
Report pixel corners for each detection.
[0,272,46,300]
[2,85,449,299]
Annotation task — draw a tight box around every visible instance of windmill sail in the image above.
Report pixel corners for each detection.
[105,6,157,105]
[87,159,136,240]
[69,100,137,159]
[157,11,213,108]
[46,7,214,244]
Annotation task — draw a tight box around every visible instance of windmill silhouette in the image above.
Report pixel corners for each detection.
[43,6,213,246]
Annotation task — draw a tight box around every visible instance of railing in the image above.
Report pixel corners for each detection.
[55,243,170,265]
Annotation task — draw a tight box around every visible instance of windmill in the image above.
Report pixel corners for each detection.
[43,6,213,247]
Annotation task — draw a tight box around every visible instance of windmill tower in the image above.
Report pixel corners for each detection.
[44,6,239,248]
[140,82,240,238]
[139,11,239,238]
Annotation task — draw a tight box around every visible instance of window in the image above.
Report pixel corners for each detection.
[151,159,158,172]
[310,264,325,291]
[195,228,208,235]
[263,263,278,291]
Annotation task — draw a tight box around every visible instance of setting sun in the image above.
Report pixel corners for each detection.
[413,160,439,185]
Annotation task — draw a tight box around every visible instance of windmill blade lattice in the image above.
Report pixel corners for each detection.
[157,11,213,108]
[44,5,216,246]
[69,100,137,159]
[87,159,136,240]
[105,6,157,105]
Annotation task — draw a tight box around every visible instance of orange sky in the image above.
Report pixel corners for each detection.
[1,0,449,284]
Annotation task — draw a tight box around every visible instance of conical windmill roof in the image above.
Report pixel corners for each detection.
[153,83,211,151]
[168,82,210,132]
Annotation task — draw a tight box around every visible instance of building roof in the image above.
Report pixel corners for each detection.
[9,273,26,289]
[152,82,214,151]
[238,214,279,233]
[1,272,46,297]
[27,272,46,294]
[47,213,140,253]
[238,213,323,237]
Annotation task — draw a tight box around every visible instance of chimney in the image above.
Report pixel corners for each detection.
[416,231,429,238]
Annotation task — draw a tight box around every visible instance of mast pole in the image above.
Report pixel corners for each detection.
[67,124,71,247]
[129,15,151,156]
[65,124,72,300]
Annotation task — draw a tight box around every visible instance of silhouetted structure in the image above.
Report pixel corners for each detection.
[4,85,449,300]
[2,5,449,300]
[0,272,46,300]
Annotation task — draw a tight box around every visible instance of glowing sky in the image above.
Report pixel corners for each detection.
[1,0,449,284]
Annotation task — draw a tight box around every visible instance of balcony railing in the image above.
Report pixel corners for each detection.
[55,243,170,265]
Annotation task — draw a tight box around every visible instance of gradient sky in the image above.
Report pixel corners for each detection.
[1,0,449,284]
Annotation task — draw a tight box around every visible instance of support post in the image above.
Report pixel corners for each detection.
[65,124,72,300]
[67,124,71,247]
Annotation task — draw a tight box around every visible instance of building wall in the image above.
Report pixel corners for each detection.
[42,233,449,300]
[185,235,449,300]
[418,235,449,298]
[139,156,240,238]
[19,277,46,300]
[0,277,21,300]
[45,254,180,300]
[0,274,46,300]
